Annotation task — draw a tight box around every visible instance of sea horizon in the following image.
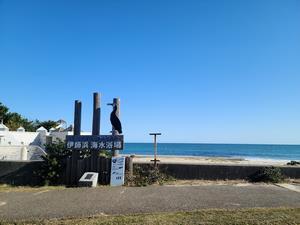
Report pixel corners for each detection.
[126,142,300,146]
[122,143,300,161]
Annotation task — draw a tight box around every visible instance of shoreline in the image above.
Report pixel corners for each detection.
[122,154,295,166]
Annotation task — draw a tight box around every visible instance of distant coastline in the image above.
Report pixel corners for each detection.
[127,155,291,166]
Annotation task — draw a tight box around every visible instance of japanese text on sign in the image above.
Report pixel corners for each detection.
[66,135,124,150]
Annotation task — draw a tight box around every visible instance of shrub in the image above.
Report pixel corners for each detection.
[125,164,174,187]
[99,150,112,158]
[287,161,300,166]
[37,141,71,185]
[248,166,285,183]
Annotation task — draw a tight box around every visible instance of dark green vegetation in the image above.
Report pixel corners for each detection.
[248,166,285,183]
[37,142,72,185]
[287,161,300,166]
[1,208,299,225]
[0,102,58,131]
[126,164,174,186]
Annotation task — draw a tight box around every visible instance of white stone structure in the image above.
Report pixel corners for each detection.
[0,121,88,161]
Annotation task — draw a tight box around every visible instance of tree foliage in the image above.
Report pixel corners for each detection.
[33,120,59,131]
[0,102,9,117]
[0,102,58,131]
[5,112,35,131]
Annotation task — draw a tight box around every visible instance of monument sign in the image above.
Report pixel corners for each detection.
[66,92,124,151]
[67,92,124,186]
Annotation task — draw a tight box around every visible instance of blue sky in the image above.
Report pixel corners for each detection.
[0,0,300,144]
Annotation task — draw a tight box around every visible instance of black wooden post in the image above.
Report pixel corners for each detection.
[125,156,134,177]
[91,92,101,172]
[112,98,120,156]
[74,100,82,136]
[71,100,82,185]
[92,92,101,135]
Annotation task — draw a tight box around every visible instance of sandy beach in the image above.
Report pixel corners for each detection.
[127,155,293,166]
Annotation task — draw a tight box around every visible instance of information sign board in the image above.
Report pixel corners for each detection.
[110,156,125,186]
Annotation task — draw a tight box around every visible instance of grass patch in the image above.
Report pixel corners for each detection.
[0,184,66,193]
[1,208,299,225]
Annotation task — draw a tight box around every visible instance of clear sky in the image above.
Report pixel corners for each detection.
[0,0,300,144]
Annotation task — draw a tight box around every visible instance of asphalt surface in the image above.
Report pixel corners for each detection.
[0,184,299,220]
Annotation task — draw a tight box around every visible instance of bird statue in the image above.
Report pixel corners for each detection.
[110,103,122,134]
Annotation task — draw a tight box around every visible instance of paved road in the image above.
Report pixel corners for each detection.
[0,184,299,220]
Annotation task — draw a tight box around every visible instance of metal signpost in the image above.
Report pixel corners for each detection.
[149,133,161,166]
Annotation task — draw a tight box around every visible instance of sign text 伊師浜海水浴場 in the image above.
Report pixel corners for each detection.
[66,135,124,150]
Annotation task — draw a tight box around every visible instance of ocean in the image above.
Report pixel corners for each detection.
[122,143,300,161]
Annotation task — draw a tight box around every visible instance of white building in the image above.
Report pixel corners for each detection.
[0,121,79,161]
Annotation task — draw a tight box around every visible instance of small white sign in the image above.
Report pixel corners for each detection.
[110,156,125,186]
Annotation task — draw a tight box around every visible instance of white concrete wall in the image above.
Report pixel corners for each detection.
[0,129,92,161]
[0,146,22,160]
[0,131,40,146]
[0,145,46,161]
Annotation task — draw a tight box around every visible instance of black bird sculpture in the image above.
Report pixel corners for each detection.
[110,103,122,134]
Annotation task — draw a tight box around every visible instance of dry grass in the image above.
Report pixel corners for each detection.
[0,184,66,193]
[164,179,300,186]
[1,208,299,225]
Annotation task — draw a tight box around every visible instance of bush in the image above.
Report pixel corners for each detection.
[99,150,112,158]
[248,166,285,183]
[125,164,174,187]
[37,141,71,185]
[287,161,300,166]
